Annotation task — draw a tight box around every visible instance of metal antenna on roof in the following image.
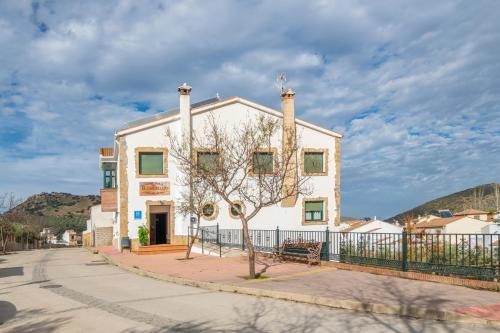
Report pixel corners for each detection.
[276,72,287,94]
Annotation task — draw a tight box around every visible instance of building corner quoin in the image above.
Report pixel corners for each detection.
[119,136,129,243]
[334,136,341,226]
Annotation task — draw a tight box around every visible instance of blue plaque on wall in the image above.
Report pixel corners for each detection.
[134,211,142,220]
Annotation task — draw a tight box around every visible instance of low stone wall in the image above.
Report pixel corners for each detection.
[95,227,113,246]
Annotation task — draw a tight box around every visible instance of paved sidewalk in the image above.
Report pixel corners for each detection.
[96,246,500,322]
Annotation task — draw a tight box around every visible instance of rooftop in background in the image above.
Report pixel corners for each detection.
[117,97,220,132]
[415,216,464,229]
[454,209,489,216]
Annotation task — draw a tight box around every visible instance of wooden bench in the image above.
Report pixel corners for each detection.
[274,240,323,265]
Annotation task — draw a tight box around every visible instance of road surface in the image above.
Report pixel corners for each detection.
[0,248,497,332]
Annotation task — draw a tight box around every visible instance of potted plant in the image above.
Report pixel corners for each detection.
[138,225,149,246]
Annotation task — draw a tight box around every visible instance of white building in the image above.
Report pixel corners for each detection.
[99,84,342,251]
[341,219,403,234]
[453,209,489,221]
[415,216,491,234]
[340,219,403,252]
[62,229,77,246]
[83,205,115,247]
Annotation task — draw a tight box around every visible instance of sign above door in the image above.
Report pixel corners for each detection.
[139,182,170,196]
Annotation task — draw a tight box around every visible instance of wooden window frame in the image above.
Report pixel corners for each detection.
[201,201,219,221]
[301,148,328,176]
[135,147,169,178]
[249,148,278,176]
[193,148,223,175]
[302,197,328,225]
[229,200,246,219]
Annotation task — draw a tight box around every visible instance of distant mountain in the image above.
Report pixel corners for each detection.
[390,183,500,222]
[10,192,100,219]
[9,192,101,235]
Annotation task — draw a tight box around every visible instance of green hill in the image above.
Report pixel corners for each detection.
[9,192,101,235]
[390,183,500,222]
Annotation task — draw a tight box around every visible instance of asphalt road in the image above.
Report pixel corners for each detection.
[0,248,498,333]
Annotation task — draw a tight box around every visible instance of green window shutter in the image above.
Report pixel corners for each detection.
[252,152,274,174]
[304,152,324,173]
[305,201,324,221]
[197,152,219,173]
[102,165,116,188]
[139,152,163,175]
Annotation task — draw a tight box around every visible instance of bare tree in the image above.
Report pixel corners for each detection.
[176,174,216,259]
[494,183,500,212]
[168,113,311,278]
[402,213,415,234]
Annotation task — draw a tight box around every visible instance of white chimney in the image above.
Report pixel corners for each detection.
[178,83,192,141]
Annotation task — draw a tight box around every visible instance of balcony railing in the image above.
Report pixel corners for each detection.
[100,188,117,212]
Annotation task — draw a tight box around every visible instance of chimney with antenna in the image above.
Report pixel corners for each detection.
[281,87,298,207]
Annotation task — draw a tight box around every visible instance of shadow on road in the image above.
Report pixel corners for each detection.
[118,295,496,333]
[0,300,16,325]
[0,267,23,278]
[0,308,70,333]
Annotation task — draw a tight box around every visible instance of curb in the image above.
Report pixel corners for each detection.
[95,251,500,328]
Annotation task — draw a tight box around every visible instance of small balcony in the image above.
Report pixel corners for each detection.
[101,188,117,212]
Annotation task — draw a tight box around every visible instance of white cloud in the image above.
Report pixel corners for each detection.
[0,0,499,218]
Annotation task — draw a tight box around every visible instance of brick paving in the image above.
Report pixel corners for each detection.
[96,246,500,321]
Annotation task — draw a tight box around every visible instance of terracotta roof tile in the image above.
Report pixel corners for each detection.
[454,209,488,216]
[415,216,464,229]
[342,221,370,232]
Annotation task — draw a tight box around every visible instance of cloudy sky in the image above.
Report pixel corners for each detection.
[1,1,499,218]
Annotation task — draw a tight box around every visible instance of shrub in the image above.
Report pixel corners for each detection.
[138,225,149,246]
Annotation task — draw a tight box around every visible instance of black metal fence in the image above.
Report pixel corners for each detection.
[198,225,500,281]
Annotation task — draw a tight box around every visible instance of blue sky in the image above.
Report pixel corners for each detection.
[0,1,499,218]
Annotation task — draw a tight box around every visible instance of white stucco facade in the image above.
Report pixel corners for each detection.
[102,87,342,249]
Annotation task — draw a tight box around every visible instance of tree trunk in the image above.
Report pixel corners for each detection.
[185,216,200,259]
[0,226,5,254]
[241,217,256,278]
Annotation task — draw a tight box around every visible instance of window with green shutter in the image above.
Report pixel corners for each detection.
[252,152,274,174]
[197,151,220,173]
[305,201,324,221]
[304,152,324,174]
[102,163,116,188]
[139,152,164,175]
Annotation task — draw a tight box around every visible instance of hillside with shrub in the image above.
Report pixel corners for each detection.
[390,183,500,222]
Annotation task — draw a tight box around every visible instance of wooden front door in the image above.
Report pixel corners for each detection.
[149,204,170,245]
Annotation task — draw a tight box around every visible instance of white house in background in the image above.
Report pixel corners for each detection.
[83,205,115,247]
[98,84,343,251]
[482,222,500,234]
[340,219,403,252]
[40,228,57,244]
[414,216,490,234]
[341,219,403,234]
[62,229,77,246]
[453,209,489,221]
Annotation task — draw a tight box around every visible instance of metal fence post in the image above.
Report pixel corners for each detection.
[217,223,222,257]
[242,229,245,251]
[216,223,220,245]
[276,226,280,250]
[402,229,408,272]
[201,228,204,255]
[325,227,330,261]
